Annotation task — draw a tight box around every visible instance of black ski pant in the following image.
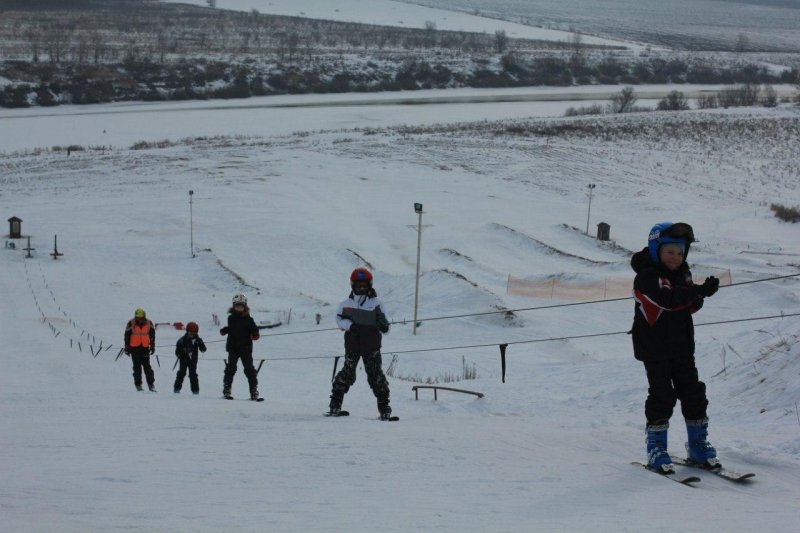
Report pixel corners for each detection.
[330,351,391,413]
[223,351,258,393]
[643,356,708,425]
[130,348,155,388]
[174,354,199,393]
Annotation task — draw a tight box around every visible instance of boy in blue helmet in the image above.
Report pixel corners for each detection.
[631,222,721,473]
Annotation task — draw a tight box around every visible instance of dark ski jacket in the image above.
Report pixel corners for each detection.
[175,333,207,360]
[336,289,388,355]
[220,310,259,354]
[631,247,703,362]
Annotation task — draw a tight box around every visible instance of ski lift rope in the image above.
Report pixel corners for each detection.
[23,260,800,361]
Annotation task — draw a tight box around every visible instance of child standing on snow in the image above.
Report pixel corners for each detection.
[328,268,393,419]
[220,294,261,400]
[124,308,157,392]
[631,222,720,473]
[174,321,206,394]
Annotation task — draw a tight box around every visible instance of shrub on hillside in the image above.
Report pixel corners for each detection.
[656,90,689,111]
[770,203,800,223]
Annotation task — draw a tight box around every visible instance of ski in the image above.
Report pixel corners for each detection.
[224,395,264,402]
[670,457,755,482]
[380,416,400,422]
[224,395,234,400]
[324,410,350,417]
[631,462,700,486]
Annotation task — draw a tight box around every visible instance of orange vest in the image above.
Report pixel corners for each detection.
[129,320,151,348]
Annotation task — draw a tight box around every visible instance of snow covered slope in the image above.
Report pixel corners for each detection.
[1,99,799,531]
[171,0,637,48]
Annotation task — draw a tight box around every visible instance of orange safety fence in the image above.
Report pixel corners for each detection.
[507,270,732,300]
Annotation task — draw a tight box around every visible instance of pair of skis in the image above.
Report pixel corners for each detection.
[224,395,264,402]
[633,457,755,486]
[324,410,399,421]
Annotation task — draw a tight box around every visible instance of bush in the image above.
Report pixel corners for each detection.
[656,90,689,111]
[564,104,604,116]
[696,93,718,109]
[770,203,800,223]
[761,85,778,107]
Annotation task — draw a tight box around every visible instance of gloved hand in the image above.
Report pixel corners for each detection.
[124,345,132,355]
[149,346,156,355]
[220,327,228,336]
[376,312,390,334]
[697,276,720,297]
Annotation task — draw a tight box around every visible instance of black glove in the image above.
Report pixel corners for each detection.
[376,311,390,334]
[149,346,156,355]
[697,276,720,297]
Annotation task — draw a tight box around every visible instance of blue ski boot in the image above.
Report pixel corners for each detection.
[686,418,719,468]
[646,422,674,474]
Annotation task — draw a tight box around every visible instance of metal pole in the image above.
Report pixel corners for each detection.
[585,184,595,235]
[189,190,195,258]
[413,209,423,335]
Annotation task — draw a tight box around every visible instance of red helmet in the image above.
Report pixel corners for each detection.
[186,321,199,333]
[350,268,373,284]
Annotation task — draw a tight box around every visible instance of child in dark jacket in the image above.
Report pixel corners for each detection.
[328,268,393,419]
[220,293,261,400]
[631,222,720,473]
[174,321,207,394]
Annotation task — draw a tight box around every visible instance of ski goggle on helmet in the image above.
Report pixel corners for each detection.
[648,222,695,264]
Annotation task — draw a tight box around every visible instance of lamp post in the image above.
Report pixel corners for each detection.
[585,183,596,235]
[412,203,424,335]
[189,190,195,258]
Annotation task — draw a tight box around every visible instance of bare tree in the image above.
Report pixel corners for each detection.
[656,90,689,111]
[760,84,778,107]
[24,26,42,62]
[207,0,217,8]
[609,86,637,113]
[494,29,508,54]
[795,72,800,104]
[735,33,750,53]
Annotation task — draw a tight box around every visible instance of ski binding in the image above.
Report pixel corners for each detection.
[670,457,755,482]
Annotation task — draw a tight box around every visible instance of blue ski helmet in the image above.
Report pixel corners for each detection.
[648,222,695,264]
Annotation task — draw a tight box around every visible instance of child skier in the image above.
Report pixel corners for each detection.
[174,321,207,394]
[328,268,393,420]
[220,294,261,400]
[124,308,157,392]
[631,222,720,473]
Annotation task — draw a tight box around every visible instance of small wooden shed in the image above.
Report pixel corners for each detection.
[597,222,611,241]
[8,216,22,238]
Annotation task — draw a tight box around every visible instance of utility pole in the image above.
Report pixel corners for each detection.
[189,190,195,258]
[585,183,596,235]
[411,203,427,335]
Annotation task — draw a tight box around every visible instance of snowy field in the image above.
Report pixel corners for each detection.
[1,87,800,531]
[171,0,640,49]
[2,84,796,154]
[406,0,800,52]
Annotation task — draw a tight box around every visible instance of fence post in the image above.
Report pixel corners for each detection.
[499,343,508,383]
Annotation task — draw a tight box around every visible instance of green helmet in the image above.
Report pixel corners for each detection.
[134,308,146,319]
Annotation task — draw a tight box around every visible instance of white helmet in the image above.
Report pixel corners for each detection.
[232,293,247,305]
